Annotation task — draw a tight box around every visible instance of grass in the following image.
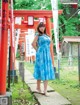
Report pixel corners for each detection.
[49,69,80,105]
[10,75,37,105]
[24,57,80,105]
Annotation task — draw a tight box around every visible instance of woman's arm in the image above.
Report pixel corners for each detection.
[32,35,38,51]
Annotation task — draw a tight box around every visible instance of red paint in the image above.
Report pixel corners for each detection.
[13,10,63,17]
[0,0,9,95]
[71,4,78,8]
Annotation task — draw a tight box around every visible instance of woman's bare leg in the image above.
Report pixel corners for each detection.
[43,80,48,94]
[36,80,41,91]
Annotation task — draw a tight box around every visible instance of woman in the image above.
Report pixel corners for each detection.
[32,22,55,96]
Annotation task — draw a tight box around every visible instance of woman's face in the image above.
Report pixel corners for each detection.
[39,26,45,33]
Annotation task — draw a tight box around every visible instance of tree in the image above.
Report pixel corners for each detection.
[13,0,51,10]
[0,0,1,8]
[10,0,80,40]
[58,1,80,40]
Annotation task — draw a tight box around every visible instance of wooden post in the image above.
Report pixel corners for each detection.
[0,0,9,95]
[78,44,80,86]
[9,0,17,83]
[68,43,72,66]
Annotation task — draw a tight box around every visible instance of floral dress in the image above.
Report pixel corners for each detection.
[33,34,55,81]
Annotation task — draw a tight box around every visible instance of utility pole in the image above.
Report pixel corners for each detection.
[51,0,60,79]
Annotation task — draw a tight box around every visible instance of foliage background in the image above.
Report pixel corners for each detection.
[0,0,80,40]
[13,0,80,41]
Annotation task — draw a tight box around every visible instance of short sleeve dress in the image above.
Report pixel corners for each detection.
[33,34,55,81]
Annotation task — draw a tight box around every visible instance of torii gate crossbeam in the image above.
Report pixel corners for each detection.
[13,10,63,17]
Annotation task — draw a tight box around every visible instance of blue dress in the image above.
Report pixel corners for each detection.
[33,34,55,81]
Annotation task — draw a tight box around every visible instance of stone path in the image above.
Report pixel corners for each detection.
[24,69,72,105]
[16,61,72,105]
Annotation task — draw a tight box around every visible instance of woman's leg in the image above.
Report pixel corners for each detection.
[43,80,48,93]
[36,80,41,91]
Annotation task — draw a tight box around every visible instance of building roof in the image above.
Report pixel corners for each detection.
[60,0,78,4]
[63,36,80,43]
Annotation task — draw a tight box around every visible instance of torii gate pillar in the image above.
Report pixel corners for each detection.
[0,0,12,103]
[0,0,9,95]
[46,17,54,65]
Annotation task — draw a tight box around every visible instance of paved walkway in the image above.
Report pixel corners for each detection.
[16,61,72,105]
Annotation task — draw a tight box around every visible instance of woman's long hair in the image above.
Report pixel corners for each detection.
[37,22,46,35]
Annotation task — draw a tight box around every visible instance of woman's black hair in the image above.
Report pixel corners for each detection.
[37,22,46,35]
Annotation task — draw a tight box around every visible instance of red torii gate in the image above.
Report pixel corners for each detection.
[0,6,63,95]
[14,10,63,62]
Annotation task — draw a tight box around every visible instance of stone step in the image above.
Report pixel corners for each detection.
[34,91,71,105]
